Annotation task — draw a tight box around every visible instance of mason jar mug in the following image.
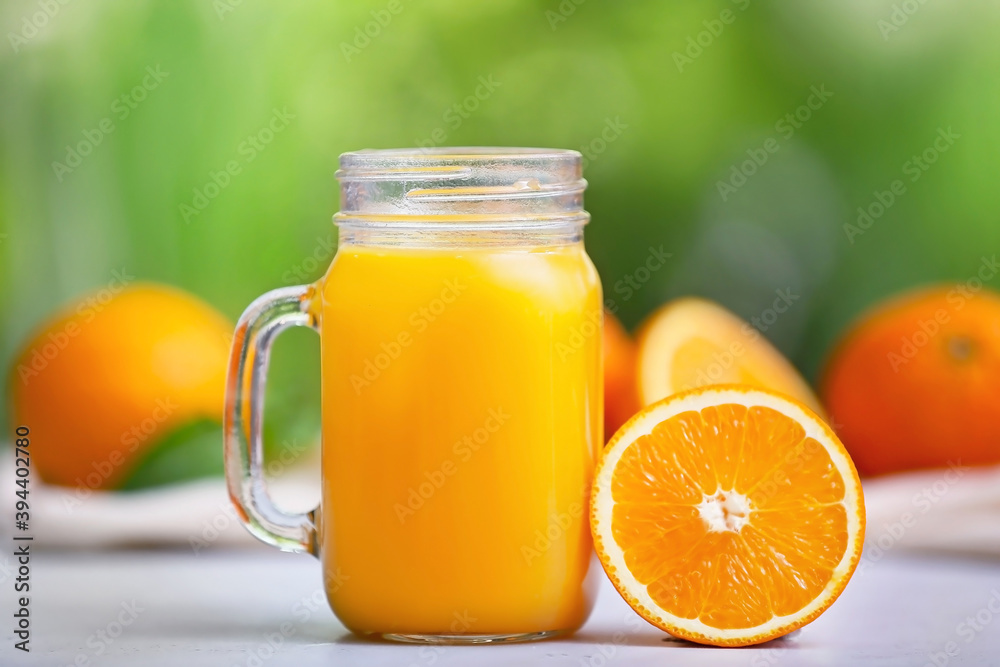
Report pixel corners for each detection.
[224,148,603,643]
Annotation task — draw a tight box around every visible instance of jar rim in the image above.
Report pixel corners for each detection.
[334,147,587,227]
[339,146,582,166]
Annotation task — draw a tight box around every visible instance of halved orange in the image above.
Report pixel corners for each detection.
[636,298,824,416]
[591,385,864,647]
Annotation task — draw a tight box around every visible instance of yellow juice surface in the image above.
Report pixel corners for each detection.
[319,242,602,636]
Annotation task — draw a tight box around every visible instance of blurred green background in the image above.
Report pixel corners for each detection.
[2,0,999,439]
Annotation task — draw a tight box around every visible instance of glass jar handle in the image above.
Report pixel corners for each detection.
[224,284,320,556]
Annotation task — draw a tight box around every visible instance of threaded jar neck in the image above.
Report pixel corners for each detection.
[334,148,588,234]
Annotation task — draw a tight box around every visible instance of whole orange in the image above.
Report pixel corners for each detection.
[821,286,1000,476]
[8,283,233,489]
[603,310,640,441]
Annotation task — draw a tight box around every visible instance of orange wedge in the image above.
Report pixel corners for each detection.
[591,385,864,647]
[636,298,824,416]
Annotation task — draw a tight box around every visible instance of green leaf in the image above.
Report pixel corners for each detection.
[118,419,224,491]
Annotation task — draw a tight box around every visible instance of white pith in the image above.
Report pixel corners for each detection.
[697,490,751,533]
[593,387,865,642]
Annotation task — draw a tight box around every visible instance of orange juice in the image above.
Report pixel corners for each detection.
[318,241,602,638]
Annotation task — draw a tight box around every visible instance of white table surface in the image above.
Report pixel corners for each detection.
[4,547,999,666]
